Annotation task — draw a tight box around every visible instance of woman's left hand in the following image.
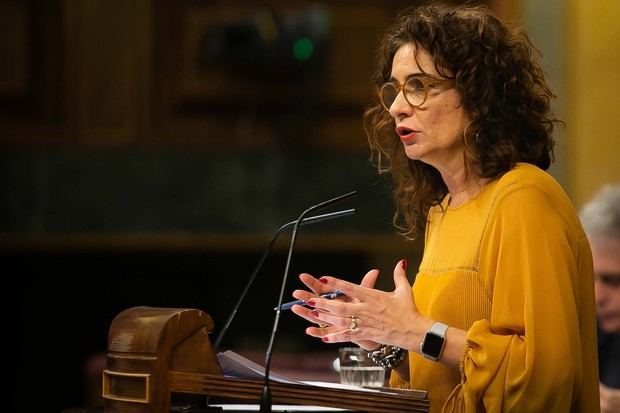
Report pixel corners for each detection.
[294,259,421,348]
[291,268,381,350]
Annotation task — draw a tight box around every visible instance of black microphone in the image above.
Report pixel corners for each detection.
[213,208,356,350]
[259,190,357,413]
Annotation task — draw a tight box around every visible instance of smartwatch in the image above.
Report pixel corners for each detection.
[420,322,448,361]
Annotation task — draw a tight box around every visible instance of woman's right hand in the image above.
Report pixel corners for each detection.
[290,269,382,351]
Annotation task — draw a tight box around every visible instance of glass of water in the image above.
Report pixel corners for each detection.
[338,347,386,387]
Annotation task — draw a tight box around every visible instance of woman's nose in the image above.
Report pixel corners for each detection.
[388,91,413,119]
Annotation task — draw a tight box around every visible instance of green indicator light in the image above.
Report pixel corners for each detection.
[293,37,314,61]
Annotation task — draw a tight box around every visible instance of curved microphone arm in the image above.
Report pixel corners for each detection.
[259,190,358,413]
[213,208,356,350]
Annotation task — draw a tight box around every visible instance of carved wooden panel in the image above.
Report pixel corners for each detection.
[0,1,29,96]
[63,0,151,145]
[0,0,65,143]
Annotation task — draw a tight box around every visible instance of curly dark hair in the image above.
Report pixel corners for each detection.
[363,3,559,239]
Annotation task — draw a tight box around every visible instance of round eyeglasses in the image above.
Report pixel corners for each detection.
[379,74,455,111]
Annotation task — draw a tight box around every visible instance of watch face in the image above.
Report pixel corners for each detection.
[422,332,444,358]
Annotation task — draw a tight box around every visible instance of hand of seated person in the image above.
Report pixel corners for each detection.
[600,382,620,413]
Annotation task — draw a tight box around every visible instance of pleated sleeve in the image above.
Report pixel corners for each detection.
[443,183,599,412]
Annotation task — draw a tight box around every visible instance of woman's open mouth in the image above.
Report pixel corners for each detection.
[396,125,417,142]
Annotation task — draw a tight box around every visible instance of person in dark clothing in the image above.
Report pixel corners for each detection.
[580,184,620,413]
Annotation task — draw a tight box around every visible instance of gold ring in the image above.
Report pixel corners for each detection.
[318,323,329,328]
[348,316,359,330]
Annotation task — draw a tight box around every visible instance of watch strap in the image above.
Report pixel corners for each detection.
[429,321,448,336]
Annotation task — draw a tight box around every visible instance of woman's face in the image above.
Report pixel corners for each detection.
[387,43,471,172]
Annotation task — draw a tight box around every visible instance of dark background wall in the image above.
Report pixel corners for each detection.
[0,0,481,411]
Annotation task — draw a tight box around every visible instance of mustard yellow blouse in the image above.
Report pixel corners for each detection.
[392,163,600,412]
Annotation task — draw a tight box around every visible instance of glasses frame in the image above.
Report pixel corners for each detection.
[379,74,455,111]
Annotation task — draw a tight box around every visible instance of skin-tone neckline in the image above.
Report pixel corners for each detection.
[445,176,490,209]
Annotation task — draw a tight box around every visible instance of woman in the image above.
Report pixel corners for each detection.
[291,4,599,412]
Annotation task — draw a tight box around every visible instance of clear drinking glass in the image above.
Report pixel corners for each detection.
[338,347,385,387]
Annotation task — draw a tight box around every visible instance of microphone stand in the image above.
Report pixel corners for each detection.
[259,191,357,413]
[213,208,356,350]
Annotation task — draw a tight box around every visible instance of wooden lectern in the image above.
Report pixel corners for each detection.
[102,306,429,413]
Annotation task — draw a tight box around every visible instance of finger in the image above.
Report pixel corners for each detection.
[290,306,335,328]
[321,328,362,344]
[290,304,325,325]
[305,325,337,337]
[308,315,366,342]
[290,306,333,337]
[305,326,323,337]
[291,289,316,301]
[298,273,322,293]
[360,269,380,289]
[316,275,367,299]
[393,258,412,292]
[308,308,352,329]
[299,273,335,295]
[292,273,334,302]
[307,294,356,316]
